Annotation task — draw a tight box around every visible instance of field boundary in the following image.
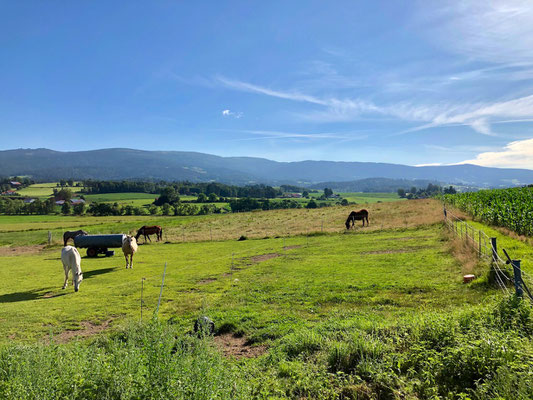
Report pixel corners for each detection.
[443,206,533,302]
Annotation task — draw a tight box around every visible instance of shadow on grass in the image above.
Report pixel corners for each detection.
[83,267,116,279]
[0,288,67,303]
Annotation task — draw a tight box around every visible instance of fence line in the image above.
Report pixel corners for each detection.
[443,206,532,302]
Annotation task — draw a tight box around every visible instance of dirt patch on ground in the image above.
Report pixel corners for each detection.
[284,245,302,250]
[0,245,46,256]
[50,319,113,343]
[214,333,266,359]
[250,253,281,263]
[361,246,432,255]
[361,249,410,254]
[380,236,433,242]
[198,278,217,285]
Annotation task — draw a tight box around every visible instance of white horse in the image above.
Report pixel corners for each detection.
[122,235,138,268]
[61,246,83,292]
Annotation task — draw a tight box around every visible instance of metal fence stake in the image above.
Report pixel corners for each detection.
[155,263,167,316]
[511,260,523,298]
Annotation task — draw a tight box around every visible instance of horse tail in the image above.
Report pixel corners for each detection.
[160,228,163,240]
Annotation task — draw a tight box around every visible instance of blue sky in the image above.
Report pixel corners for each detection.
[1,1,533,168]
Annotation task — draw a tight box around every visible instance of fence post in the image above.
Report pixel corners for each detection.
[460,222,463,239]
[490,237,498,263]
[155,262,167,316]
[140,278,145,322]
[511,260,523,298]
[48,231,52,245]
[478,231,481,258]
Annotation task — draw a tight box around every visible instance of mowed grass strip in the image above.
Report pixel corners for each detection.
[0,223,496,343]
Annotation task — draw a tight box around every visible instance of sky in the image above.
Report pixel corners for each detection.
[1,1,533,169]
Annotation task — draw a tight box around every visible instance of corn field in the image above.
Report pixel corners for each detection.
[443,186,533,236]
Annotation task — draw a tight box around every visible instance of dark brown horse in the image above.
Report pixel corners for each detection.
[345,209,369,229]
[135,225,163,242]
[63,230,88,246]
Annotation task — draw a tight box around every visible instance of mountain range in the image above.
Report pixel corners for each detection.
[1,148,532,189]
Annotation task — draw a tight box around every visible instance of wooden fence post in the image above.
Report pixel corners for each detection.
[511,260,523,298]
[48,231,52,245]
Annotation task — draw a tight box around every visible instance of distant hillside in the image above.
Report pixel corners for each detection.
[308,178,441,193]
[1,148,532,188]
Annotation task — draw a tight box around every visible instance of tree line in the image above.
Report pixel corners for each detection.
[397,183,456,199]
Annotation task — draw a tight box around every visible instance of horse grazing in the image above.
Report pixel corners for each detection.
[135,225,163,243]
[63,230,88,246]
[61,246,83,292]
[345,209,369,229]
[122,235,138,268]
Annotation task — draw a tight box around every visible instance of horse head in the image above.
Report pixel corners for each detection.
[345,217,352,230]
[74,271,83,292]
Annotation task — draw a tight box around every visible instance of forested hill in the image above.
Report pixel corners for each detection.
[1,148,533,188]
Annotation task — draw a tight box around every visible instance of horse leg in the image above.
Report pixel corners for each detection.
[147,234,152,242]
[62,263,69,289]
[124,254,129,268]
[130,254,134,268]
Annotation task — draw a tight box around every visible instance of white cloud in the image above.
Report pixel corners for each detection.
[217,76,533,136]
[416,0,533,65]
[232,129,367,142]
[460,138,533,168]
[221,109,243,118]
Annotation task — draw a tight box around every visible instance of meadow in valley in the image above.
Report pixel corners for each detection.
[1,198,533,399]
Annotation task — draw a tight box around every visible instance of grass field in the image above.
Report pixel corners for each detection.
[2,199,533,398]
[0,199,441,247]
[16,183,61,198]
[0,223,493,342]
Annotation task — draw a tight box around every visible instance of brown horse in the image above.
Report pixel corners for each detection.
[135,225,163,242]
[345,209,369,229]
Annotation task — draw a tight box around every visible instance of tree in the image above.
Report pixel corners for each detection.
[61,202,71,215]
[324,188,333,198]
[73,203,85,215]
[55,188,73,202]
[162,203,171,215]
[208,193,218,202]
[197,193,208,203]
[302,190,309,198]
[154,186,180,206]
[340,198,349,206]
[306,199,318,209]
[67,179,74,187]
[397,188,406,198]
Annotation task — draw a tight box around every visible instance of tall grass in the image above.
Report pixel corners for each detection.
[1,297,533,398]
[0,321,250,400]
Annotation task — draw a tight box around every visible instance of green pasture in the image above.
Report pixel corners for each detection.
[83,192,158,204]
[3,201,533,398]
[16,183,58,198]
[0,224,498,342]
[338,192,403,203]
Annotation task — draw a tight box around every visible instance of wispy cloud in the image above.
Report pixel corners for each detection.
[217,76,533,136]
[221,109,243,119]
[460,138,533,169]
[229,129,367,142]
[416,0,533,65]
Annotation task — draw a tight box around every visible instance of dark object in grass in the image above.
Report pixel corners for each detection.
[238,235,247,241]
[105,250,114,257]
[194,316,215,335]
